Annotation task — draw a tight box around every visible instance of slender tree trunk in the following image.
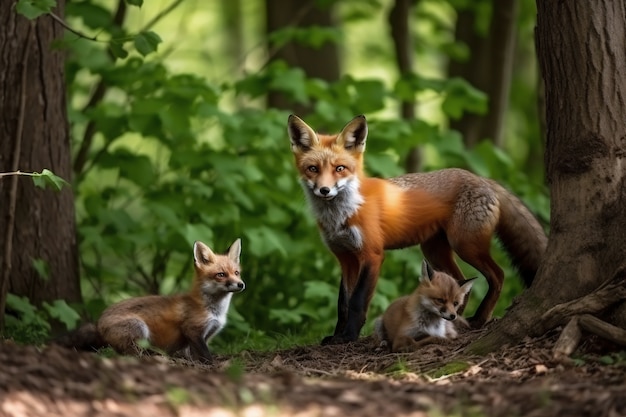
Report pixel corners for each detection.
[469,0,626,353]
[448,4,490,147]
[449,0,518,147]
[388,0,421,173]
[222,0,244,77]
[0,3,81,330]
[265,0,339,116]
[479,0,518,147]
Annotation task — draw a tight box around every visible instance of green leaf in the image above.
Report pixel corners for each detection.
[244,226,288,257]
[65,2,113,29]
[126,0,143,7]
[32,258,50,281]
[180,223,215,248]
[134,31,162,56]
[31,169,69,191]
[42,300,81,330]
[99,149,155,188]
[6,293,38,317]
[109,40,129,59]
[15,0,56,19]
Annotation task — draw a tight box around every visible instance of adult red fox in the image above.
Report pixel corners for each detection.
[287,114,547,345]
[57,239,243,361]
[374,260,473,352]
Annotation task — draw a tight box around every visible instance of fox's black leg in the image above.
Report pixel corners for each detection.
[322,280,348,345]
[322,255,381,345]
[322,253,360,345]
[341,262,373,341]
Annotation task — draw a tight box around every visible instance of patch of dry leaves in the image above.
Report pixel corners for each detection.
[1,327,625,417]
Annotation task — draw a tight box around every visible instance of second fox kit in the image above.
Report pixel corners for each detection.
[61,239,244,361]
[288,114,547,345]
[374,261,473,352]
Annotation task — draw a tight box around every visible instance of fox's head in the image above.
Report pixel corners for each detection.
[287,115,367,200]
[417,260,473,321]
[193,239,244,296]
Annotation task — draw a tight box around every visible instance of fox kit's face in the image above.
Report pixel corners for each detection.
[418,261,473,321]
[193,239,244,296]
[288,115,367,200]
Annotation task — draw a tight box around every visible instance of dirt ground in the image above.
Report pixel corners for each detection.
[1,326,625,417]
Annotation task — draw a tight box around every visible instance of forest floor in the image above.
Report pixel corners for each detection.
[1,325,625,417]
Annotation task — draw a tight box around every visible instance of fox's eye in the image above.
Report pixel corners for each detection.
[336,165,345,172]
[453,301,459,307]
[435,298,445,304]
[216,272,226,279]
[307,166,318,173]
[234,271,240,276]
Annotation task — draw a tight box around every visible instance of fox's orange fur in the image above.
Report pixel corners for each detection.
[57,240,244,361]
[374,261,473,352]
[288,114,547,345]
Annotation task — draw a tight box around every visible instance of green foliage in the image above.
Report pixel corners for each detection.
[15,0,56,19]
[4,294,50,344]
[3,294,79,344]
[42,300,81,330]
[26,0,548,352]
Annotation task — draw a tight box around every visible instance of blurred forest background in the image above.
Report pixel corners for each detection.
[5,0,549,352]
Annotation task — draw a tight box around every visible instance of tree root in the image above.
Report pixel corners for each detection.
[539,265,626,333]
[543,265,626,360]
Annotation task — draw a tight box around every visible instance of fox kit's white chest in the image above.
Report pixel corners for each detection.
[201,294,232,342]
[406,308,452,340]
[407,311,448,339]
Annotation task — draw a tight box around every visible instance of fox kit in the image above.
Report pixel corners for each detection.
[58,239,243,361]
[287,114,547,345]
[374,261,473,352]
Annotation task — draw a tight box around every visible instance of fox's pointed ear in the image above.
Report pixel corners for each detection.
[227,238,241,264]
[194,241,216,266]
[460,277,476,296]
[288,115,319,153]
[337,115,367,153]
[420,260,435,283]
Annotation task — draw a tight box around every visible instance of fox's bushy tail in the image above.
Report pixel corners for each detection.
[53,323,107,352]
[494,183,548,287]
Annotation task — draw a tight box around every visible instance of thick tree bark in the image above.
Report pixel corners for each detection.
[468,0,626,354]
[265,0,339,115]
[0,3,81,329]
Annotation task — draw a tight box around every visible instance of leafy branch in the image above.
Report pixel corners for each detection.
[0,170,69,192]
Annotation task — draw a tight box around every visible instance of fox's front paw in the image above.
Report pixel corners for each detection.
[467,316,487,329]
[321,335,353,345]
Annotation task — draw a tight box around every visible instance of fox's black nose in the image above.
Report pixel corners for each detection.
[319,187,331,195]
[237,282,245,290]
[449,314,456,320]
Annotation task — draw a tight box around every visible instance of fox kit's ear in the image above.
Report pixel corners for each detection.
[227,238,241,264]
[460,277,476,296]
[337,115,367,153]
[420,260,435,283]
[194,241,216,266]
[288,115,319,153]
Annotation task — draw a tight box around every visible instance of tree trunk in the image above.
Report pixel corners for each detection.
[0,3,81,330]
[388,0,421,173]
[478,0,517,147]
[468,0,626,354]
[265,0,340,115]
[448,3,489,147]
[449,0,518,147]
